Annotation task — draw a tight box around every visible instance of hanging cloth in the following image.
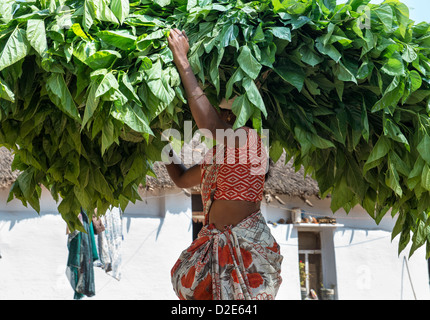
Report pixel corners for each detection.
[95,207,123,281]
[66,210,98,300]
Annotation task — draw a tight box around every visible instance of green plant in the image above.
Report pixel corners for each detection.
[299,260,307,287]
[0,0,430,258]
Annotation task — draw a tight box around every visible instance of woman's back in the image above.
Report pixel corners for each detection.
[200,127,268,230]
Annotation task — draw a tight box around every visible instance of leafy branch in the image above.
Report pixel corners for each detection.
[1,0,430,257]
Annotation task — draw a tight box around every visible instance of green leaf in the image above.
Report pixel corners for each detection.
[374,4,393,31]
[274,0,310,15]
[252,23,265,42]
[406,90,430,104]
[330,175,354,213]
[315,42,341,63]
[381,58,405,76]
[417,135,430,165]
[100,118,117,155]
[0,28,30,72]
[95,71,119,98]
[409,70,422,93]
[231,94,253,129]
[83,0,94,31]
[402,44,418,63]
[408,157,424,190]
[72,41,97,64]
[294,126,334,154]
[270,27,291,41]
[394,2,410,38]
[123,152,146,187]
[110,0,129,24]
[289,15,311,30]
[111,103,154,135]
[26,19,48,57]
[334,61,357,84]
[0,0,14,23]
[119,72,141,105]
[17,168,35,200]
[242,77,267,117]
[310,133,335,149]
[237,45,262,80]
[225,68,244,100]
[0,78,14,102]
[45,73,81,122]
[218,23,239,48]
[299,44,323,67]
[319,0,336,11]
[93,166,115,202]
[82,81,100,128]
[392,210,406,240]
[274,60,305,91]
[96,30,137,50]
[383,117,409,147]
[139,56,153,70]
[398,228,411,255]
[389,151,410,177]
[371,81,404,112]
[154,0,171,7]
[346,157,366,199]
[146,74,175,105]
[364,136,391,173]
[86,50,121,69]
[421,164,430,191]
[74,185,93,212]
[269,140,284,163]
[95,0,119,24]
[71,23,90,40]
[362,188,377,217]
[357,60,373,80]
[386,161,402,196]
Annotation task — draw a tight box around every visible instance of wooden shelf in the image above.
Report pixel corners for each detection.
[293,223,344,229]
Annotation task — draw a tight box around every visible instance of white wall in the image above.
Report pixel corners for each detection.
[262,194,430,300]
[334,228,429,300]
[0,187,193,300]
[1,189,429,300]
[269,223,301,300]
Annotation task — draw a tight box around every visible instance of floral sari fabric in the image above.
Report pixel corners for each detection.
[171,158,283,300]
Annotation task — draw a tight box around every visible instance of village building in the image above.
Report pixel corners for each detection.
[0,146,429,300]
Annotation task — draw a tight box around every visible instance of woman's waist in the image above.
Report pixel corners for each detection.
[207,200,261,231]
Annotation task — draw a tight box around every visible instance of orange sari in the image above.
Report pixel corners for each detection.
[171,156,283,300]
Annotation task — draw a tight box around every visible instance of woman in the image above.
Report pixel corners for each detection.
[166,28,283,300]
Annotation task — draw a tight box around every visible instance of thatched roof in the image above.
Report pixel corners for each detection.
[0,147,19,190]
[0,146,320,198]
[147,134,320,198]
[146,153,320,198]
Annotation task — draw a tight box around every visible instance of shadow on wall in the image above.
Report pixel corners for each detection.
[0,188,192,234]
[0,210,61,232]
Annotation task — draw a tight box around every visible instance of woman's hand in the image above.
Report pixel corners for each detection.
[167,28,190,70]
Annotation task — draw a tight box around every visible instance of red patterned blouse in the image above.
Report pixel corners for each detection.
[200,127,267,202]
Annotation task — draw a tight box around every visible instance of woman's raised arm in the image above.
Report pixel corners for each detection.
[167,28,232,141]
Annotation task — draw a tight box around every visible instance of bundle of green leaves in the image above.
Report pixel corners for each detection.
[0,0,429,257]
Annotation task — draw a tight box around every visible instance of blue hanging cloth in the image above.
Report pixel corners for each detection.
[66,209,98,300]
